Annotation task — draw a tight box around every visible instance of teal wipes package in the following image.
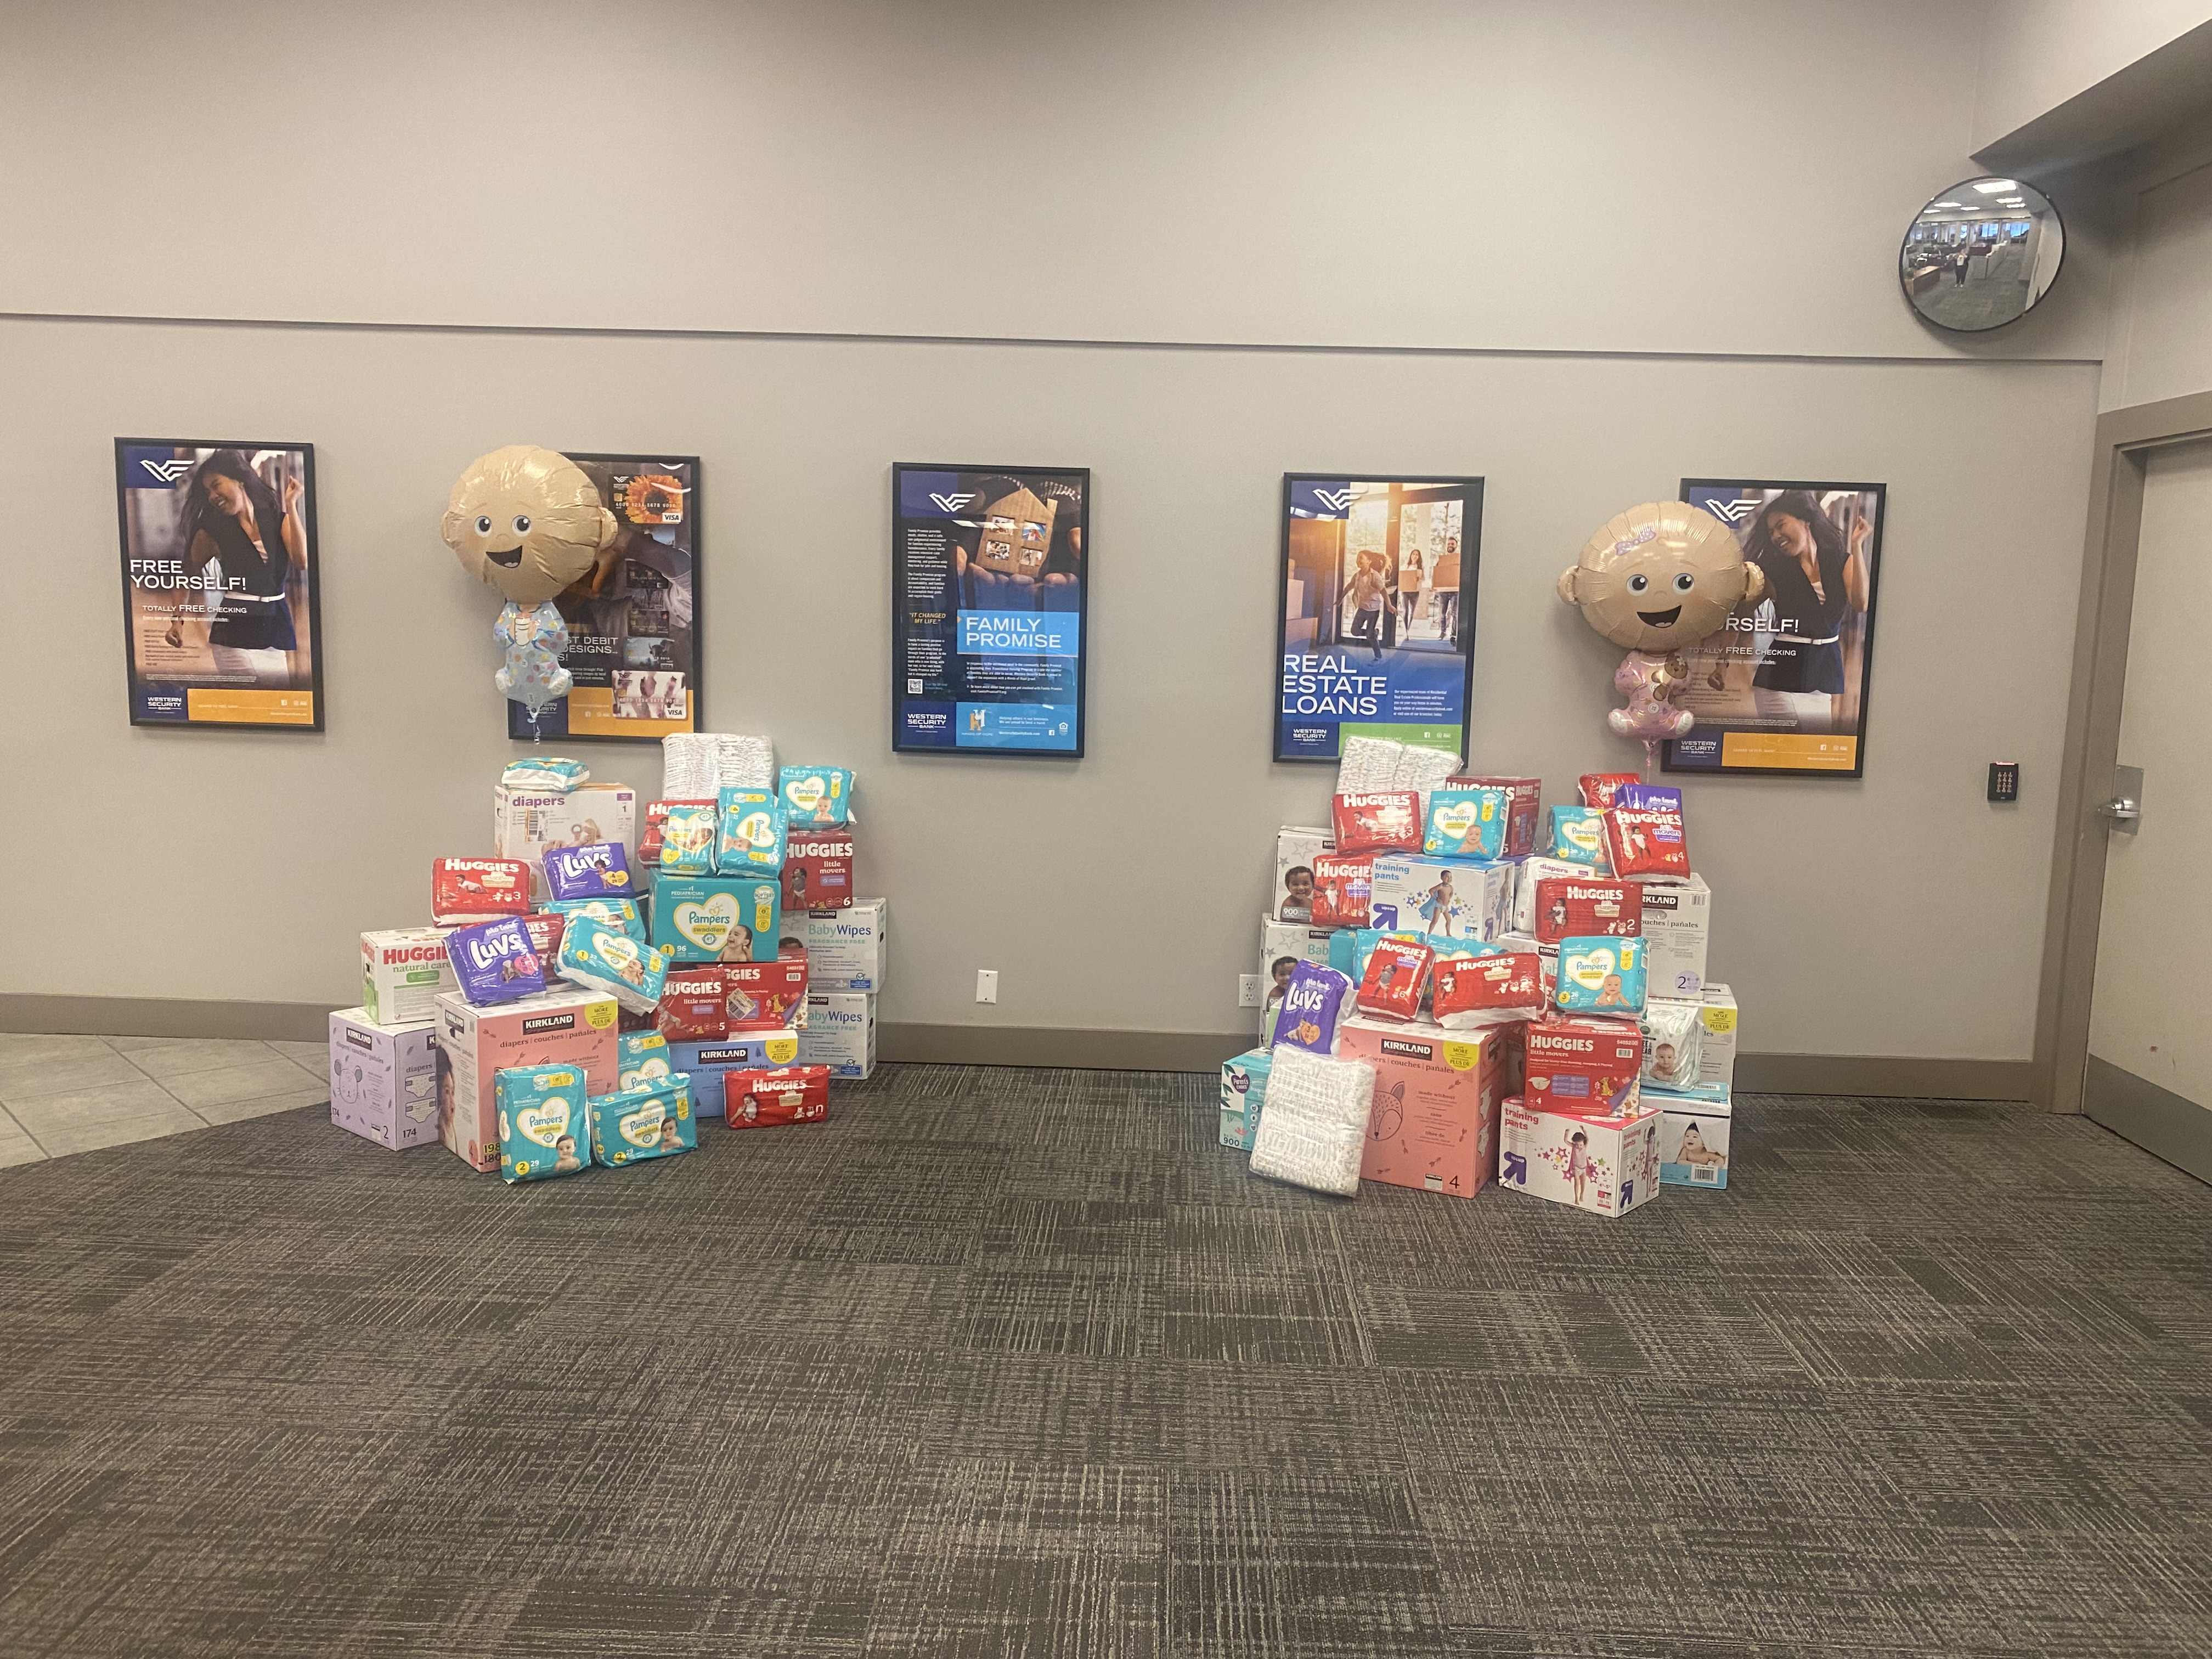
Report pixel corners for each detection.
[588,1074,696,1167]
[1554,935,1647,1017]
[557,914,670,1014]
[659,804,719,876]
[716,789,788,876]
[496,1063,590,1183]
[546,898,645,945]
[779,766,854,826]
[500,756,589,792]
[616,1030,673,1092]
[1423,788,1508,861]
[1547,806,1612,870]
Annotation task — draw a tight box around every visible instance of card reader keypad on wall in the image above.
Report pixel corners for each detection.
[1988,761,2019,804]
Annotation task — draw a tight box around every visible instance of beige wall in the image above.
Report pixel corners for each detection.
[2100,113,2212,405]
[0,316,2096,1059]
[1973,0,2212,152]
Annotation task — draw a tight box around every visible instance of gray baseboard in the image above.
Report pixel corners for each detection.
[1731,1053,2035,1102]
[0,994,341,1042]
[2085,1056,2212,1184]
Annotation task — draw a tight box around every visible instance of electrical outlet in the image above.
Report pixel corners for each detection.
[976,969,999,1005]
[1238,974,1263,1008]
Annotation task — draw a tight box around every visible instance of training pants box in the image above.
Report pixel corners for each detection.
[1338,1017,1510,1198]
[328,1008,441,1150]
[1370,855,1514,943]
[1697,984,1739,1089]
[1498,1096,1662,1218]
[667,1030,802,1115]
[798,898,887,992]
[493,783,638,897]
[1654,1084,1733,1187]
[1259,916,1338,1041]
[1639,874,1711,998]
[797,991,876,1079]
[360,928,458,1027]
[433,988,620,1171]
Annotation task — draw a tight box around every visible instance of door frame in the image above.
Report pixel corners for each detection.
[2034,388,2212,1116]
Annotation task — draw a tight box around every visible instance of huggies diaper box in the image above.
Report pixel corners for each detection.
[360,928,457,1027]
[665,1029,803,1115]
[1370,855,1515,943]
[493,783,637,898]
[1517,871,1642,945]
[1498,1096,1662,1218]
[782,830,856,911]
[328,1008,439,1150]
[797,898,887,992]
[1336,1018,1510,1199]
[1639,874,1711,998]
[435,988,619,1172]
[1220,1049,1272,1150]
[725,1064,832,1127]
[797,991,876,1080]
[1523,1017,1643,1111]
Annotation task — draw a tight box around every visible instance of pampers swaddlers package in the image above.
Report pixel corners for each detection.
[496,1063,591,1183]
[616,1030,673,1092]
[652,873,781,963]
[658,803,719,875]
[1554,935,1647,1017]
[716,788,788,875]
[556,915,670,1014]
[1423,788,1508,861]
[588,1074,696,1167]
[545,897,645,945]
[779,766,854,826]
[1545,806,1611,871]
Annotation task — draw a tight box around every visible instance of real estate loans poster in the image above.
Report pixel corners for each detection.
[508,454,701,743]
[114,439,324,731]
[1276,476,1483,763]
[892,464,1090,756]
[1662,478,1886,778]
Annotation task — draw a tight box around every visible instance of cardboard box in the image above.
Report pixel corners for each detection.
[1653,1082,1733,1188]
[782,828,855,911]
[798,898,887,992]
[1639,874,1711,998]
[1337,1017,1509,1198]
[1259,916,1337,1041]
[433,988,619,1171]
[1453,775,1541,858]
[1220,1048,1272,1150]
[328,1008,440,1150]
[725,958,809,1030]
[1524,1016,1643,1111]
[1370,855,1515,943]
[1697,983,1739,1090]
[667,1029,804,1114]
[360,928,457,1027]
[492,782,637,897]
[1498,1096,1662,1217]
[797,991,876,1079]
[1272,826,1334,922]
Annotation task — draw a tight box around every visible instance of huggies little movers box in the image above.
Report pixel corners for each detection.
[1498,1096,1662,1217]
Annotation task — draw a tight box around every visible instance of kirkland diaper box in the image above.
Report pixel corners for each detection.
[1273,826,1334,922]
[1337,1017,1511,1199]
[1220,1049,1273,1150]
[1652,1082,1733,1188]
[433,988,620,1171]
[797,898,887,992]
[1370,855,1515,943]
[667,1029,803,1115]
[1259,917,1338,1041]
[1498,1096,1662,1218]
[360,928,457,1027]
[492,783,637,898]
[328,1009,440,1150]
[1639,874,1711,998]
[797,991,876,1079]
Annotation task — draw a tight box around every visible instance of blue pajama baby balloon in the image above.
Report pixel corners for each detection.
[493,601,572,712]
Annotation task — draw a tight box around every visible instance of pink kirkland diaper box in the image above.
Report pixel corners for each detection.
[1336,1018,1513,1199]
[433,988,620,1172]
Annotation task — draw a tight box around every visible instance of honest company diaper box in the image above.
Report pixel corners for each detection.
[328,1008,440,1150]
[492,783,637,897]
[1370,855,1515,943]
[1638,874,1711,998]
[1337,1017,1511,1198]
[360,928,457,1027]
[1220,1049,1273,1150]
[433,988,619,1171]
[666,1030,802,1115]
[797,991,876,1080]
[1498,1096,1662,1218]
[1653,1082,1733,1188]
[797,898,887,992]
[1697,984,1739,1090]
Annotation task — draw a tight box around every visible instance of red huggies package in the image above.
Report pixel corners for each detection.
[1309,853,1375,930]
[518,911,567,963]
[431,859,533,927]
[657,966,730,1040]
[725,958,810,1030]
[1331,791,1423,855]
[1356,935,1436,1023]
[782,830,856,912]
[725,1064,832,1127]
[1454,775,1543,859]
[1577,773,1641,811]
[1531,877,1643,945]
[1432,953,1546,1026]
[1603,808,1690,880]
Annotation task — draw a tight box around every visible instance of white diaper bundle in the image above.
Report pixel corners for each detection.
[1248,1046,1377,1197]
[1334,735,1460,814]
[663,731,776,798]
[1390,742,1460,811]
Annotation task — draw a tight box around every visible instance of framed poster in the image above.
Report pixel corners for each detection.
[891,463,1089,757]
[114,439,324,731]
[1662,479,1886,778]
[507,453,700,743]
[1275,475,1483,763]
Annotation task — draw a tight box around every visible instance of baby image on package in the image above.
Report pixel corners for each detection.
[588,1074,695,1167]
[1554,936,1647,1017]
[497,1064,590,1183]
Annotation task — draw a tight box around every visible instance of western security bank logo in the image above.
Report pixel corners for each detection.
[138,458,196,482]
[929,492,977,513]
[1698,496,1760,524]
[1311,487,1356,512]
[958,610,1080,658]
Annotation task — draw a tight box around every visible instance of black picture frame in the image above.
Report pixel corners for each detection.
[1273,473,1485,765]
[113,437,325,733]
[890,462,1091,760]
[1661,477,1887,780]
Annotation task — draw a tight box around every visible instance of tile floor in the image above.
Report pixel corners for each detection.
[0,1032,329,1166]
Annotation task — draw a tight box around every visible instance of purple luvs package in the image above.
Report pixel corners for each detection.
[542,840,634,902]
[1616,782,1684,815]
[445,917,548,1007]
[1269,961,1353,1056]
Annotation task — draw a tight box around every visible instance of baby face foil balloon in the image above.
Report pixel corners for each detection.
[1558,502,1765,653]
[442,445,616,606]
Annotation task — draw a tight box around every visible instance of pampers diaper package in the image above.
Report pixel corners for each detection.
[496,1063,592,1183]
[779,766,854,826]
[1456,775,1542,858]
[556,915,670,1015]
[542,840,633,902]
[1423,788,1508,861]
[653,873,782,964]
[437,989,620,1170]
[445,917,547,1007]
[658,803,720,875]
[716,788,788,875]
[328,1008,439,1150]
[615,1030,673,1092]
[588,1074,696,1166]
[1498,1095,1662,1218]
[360,928,458,1027]
[1220,1049,1272,1151]
[1554,935,1647,1018]
[1545,806,1612,871]
[545,897,645,945]
[668,1029,803,1114]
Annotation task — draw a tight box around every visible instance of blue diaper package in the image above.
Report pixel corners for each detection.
[543,840,634,901]
[616,1030,673,1092]
[588,1074,696,1167]
[652,872,781,963]
[667,1031,802,1117]
[556,914,670,1015]
[446,917,547,1007]
[716,788,788,876]
[496,1062,591,1183]
[658,804,719,876]
[779,766,855,827]
[1546,806,1611,870]
[1423,788,1509,861]
[1220,1049,1273,1150]
[546,897,645,945]
[1553,935,1647,1017]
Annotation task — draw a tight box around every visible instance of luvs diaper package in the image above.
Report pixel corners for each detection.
[1260,917,1338,1042]
[445,917,547,1007]
[1638,997,1705,1090]
[653,873,781,963]
[715,788,787,876]
[556,914,670,1014]
[1247,1046,1377,1197]
[778,766,854,826]
[1423,788,1508,861]
[657,803,719,874]
[542,839,633,902]
[496,1063,591,1183]
[1308,853,1374,930]
[432,858,533,927]
[1545,806,1612,871]
[1554,935,1647,1018]
[588,1073,696,1166]
[615,1029,673,1092]
[1270,961,1354,1056]
[1331,791,1423,854]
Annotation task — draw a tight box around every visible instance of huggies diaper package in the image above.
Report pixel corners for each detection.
[495,1063,592,1183]
[715,788,788,876]
[724,1064,831,1127]
[518,911,566,966]
[653,873,782,964]
[588,1074,696,1166]
[500,756,589,793]
[1577,772,1641,811]
[434,988,620,1171]
[1355,936,1434,1023]
[668,1029,804,1114]
[657,804,720,875]
[1603,807,1690,880]
[1554,935,1647,1018]
[493,783,637,899]
[724,958,809,1031]
[615,1029,673,1092]
[328,1009,439,1150]
[1270,962,1354,1056]
[1272,826,1335,923]
[556,915,671,1014]
[360,928,458,1027]
[795,898,887,991]
[782,830,855,912]
[1331,791,1423,854]
[1371,855,1515,944]
[545,897,645,945]
[656,966,730,1040]
[542,840,634,902]
[1498,1095,1662,1218]
[1247,1046,1376,1197]
[1656,1096,1732,1188]
[1431,952,1546,1028]
[1260,917,1338,1042]
[1523,1017,1644,1111]
[431,858,533,927]
[1638,997,1705,1091]
[795,991,876,1079]
[1545,806,1612,871]
[1506,859,1596,932]
[1455,775,1542,859]
[1308,853,1374,930]
[1639,874,1711,997]
[445,917,548,1007]
[1336,1018,1510,1198]
[1526,875,1643,946]
[778,766,855,826]
[1423,788,1509,861]
[1220,1049,1273,1150]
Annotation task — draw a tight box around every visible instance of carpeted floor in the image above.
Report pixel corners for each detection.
[1,1064,2209,1658]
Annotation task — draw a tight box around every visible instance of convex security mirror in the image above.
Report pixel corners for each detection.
[1900,177,2063,332]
